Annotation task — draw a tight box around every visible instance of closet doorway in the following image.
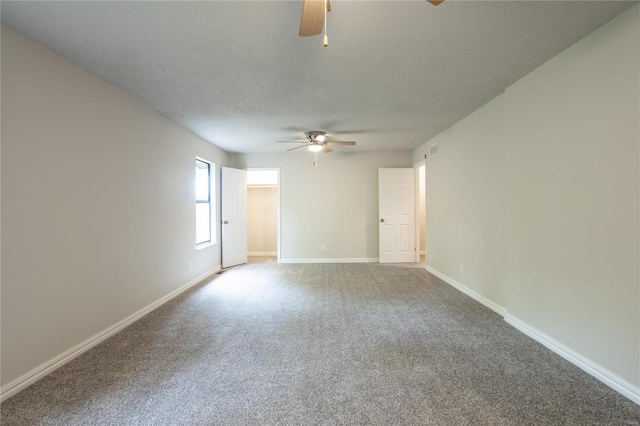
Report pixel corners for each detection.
[246,168,280,263]
[414,161,426,265]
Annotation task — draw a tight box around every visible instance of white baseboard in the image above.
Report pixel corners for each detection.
[279,258,379,264]
[247,252,277,256]
[504,314,640,405]
[425,265,639,406]
[425,266,507,316]
[0,266,221,402]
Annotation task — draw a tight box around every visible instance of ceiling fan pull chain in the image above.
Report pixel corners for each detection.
[323,0,328,47]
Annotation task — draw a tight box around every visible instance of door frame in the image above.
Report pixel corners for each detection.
[413,160,426,264]
[246,167,281,263]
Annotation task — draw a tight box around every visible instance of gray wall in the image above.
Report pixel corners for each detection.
[412,5,639,390]
[234,151,412,261]
[1,26,232,387]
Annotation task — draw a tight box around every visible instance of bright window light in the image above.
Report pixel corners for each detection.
[196,158,215,246]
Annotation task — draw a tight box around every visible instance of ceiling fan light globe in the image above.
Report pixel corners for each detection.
[308,144,323,152]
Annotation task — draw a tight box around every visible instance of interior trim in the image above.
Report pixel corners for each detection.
[279,258,379,264]
[0,266,221,402]
[425,266,507,315]
[426,264,639,406]
[505,314,640,406]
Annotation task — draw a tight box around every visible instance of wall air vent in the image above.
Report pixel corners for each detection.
[429,143,439,157]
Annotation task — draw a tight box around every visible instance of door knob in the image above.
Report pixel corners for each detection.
[223,220,229,224]
[380,218,385,222]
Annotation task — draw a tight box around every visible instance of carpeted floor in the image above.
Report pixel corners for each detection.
[1,262,639,425]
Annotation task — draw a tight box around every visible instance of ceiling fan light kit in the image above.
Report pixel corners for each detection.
[277,130,356,165]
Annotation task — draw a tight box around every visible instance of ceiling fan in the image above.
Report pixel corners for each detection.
[278,131,356,165]
[299,0,444,45]
[278,131,356,153]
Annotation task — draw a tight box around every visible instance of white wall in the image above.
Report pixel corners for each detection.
[247,186,278,255]
[412,4,639,395]
[415,95,509,308]
[234,151,412,261]
[1,26,231,388]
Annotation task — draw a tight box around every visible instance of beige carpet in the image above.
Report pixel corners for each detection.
[2,262,639,425]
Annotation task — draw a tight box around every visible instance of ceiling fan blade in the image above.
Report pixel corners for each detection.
[427,0,444,5]
[286,145,307,152]
[299,0,325,37]
[322,145,333,153]
[326,141,356,146]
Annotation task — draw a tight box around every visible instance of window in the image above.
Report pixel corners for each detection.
[195,158,214,246]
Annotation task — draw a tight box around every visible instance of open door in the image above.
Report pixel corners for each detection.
[379,168,416,263]
[222,167,247,268]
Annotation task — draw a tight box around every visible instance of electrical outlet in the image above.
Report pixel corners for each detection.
[321,244,326,251]
[459,262,464,272]
[189,261,193,271]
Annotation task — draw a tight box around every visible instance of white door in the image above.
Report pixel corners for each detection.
[222,167,248,268]
[379,168,416,263]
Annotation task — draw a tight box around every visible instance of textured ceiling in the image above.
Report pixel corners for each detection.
[1,1,635,153]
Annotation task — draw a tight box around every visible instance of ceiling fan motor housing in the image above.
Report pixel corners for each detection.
[306,131,326,142]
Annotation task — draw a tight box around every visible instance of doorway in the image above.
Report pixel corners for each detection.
[246,168,280,263]
[415,161,426,266]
